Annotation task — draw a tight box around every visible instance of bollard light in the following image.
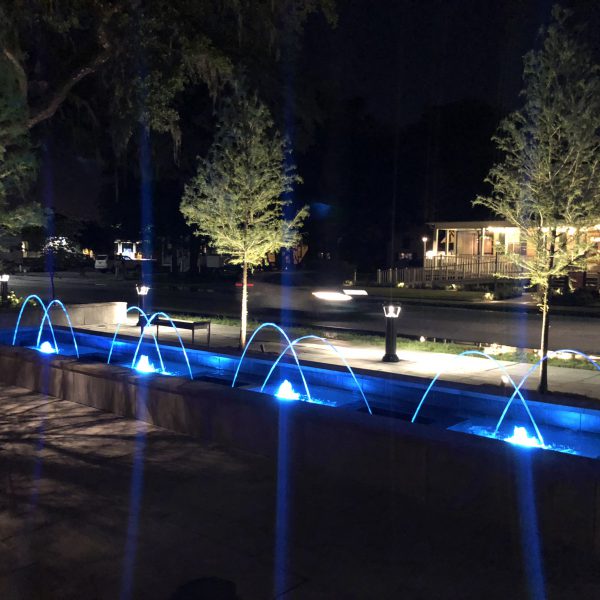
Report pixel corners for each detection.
[0,274,9,304]
[383,304,401,318]
[135,284,150,325]
[382,303,401,362]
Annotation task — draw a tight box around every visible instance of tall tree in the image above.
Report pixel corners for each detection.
[0,59,41,266]
[181,87,308,347]
[474,6,600,393]
[0,1,336,147]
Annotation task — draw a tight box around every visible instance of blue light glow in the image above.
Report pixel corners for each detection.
[505,426,544,449]
[135,354,156,374]
[275,380,300,401]
[38,341,56,354]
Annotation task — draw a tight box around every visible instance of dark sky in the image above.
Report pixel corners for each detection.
[303,0,553,128]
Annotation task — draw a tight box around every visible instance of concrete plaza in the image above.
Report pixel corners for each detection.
[1,384,600,599]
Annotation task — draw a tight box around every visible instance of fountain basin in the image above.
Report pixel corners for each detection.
[3,326,600,458]
[1,334,600,563]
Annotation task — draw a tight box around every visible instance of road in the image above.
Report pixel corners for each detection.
[7,273,600,353]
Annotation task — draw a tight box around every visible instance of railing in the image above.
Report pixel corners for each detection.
[376,255,527,285]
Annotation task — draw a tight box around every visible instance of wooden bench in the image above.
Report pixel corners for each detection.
[154,318,211,347]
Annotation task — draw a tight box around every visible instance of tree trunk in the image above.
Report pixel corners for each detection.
[240,260,248,349]
[538,281,551,394]
[539,232,556,394]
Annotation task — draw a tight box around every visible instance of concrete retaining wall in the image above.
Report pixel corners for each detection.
[0,301,127,330]
[1,343,599,561]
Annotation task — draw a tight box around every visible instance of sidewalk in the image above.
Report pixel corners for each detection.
[1,383,597,599]
[88,319,600,403]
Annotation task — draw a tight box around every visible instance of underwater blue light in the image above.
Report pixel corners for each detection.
[506,426,544,449]
[135,354,156,374]
[38,341,56,354]
[275,380,300,401]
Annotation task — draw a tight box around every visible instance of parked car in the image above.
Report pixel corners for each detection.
[94,254,111,272]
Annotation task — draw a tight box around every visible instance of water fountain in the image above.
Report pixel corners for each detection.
[12,294,79,357]
[232,323,312,400]
[7,303,600,457]
[130,311,193,379]
[411,349,546,447]
[107,307,192,379]
[275,380,300,401]
[134,354,158,374]
[259,334,372,415]
[107,306,165,372]
[494,349,600,437]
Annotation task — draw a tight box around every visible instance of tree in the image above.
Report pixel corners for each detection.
[474,7,600,393]
[181,88,308,347]
[0,59,41,268]
[0,1,336,147]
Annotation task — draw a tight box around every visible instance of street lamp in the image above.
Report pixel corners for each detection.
[422,236,428,267]
[382,303,401,363]
[0,274,9,304]
[136,283,150,315]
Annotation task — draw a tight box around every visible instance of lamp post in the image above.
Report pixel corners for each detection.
[422,236,428,268]
[136,284,150,329]
[0,274,9,304]
[382,303,401,362]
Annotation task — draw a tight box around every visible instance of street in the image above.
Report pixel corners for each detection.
[7,273,600,354]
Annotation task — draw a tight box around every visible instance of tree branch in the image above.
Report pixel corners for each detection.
[27,4,118,130]
[2,47,27,98]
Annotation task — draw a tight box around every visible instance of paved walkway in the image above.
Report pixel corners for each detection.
[88,319,600,402]
[1,384,599,599]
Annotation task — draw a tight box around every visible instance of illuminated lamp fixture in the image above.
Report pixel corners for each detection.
[135,283,150,318]
[0,273,8,304]
[342,289,368,296]
[421,236,428,267]
[382,303,401,362]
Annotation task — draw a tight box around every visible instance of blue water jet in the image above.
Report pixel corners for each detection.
[231,323,311,402]
[131,311,193,379]
[35,299,79,357]
[411,350,545,446]
[494,349,600,438]
[107,306,164,373]
[260,334,372,415]
[13,294,59,354]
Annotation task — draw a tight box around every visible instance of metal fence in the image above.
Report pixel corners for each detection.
[376,255,526,285]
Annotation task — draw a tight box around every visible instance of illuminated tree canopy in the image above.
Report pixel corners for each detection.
[181,87,308,346]
[0,60,41,257]
[474,7,600,391]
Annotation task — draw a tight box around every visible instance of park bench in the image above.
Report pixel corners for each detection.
[154,318,211,347]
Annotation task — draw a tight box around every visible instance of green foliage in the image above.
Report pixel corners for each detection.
[475,7,600,289]
[181,88,309,268]
[1,0,337,155]
[181,86,308,345]
[474,6,600,390]
[0,59,41,257]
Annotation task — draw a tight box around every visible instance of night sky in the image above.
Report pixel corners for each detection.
[40,0,600,267]
[303,0,550,129]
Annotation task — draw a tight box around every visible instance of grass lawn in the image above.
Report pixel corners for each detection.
[170,312,598,371]
[363,287,487,302]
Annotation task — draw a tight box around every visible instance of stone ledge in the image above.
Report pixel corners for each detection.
[0,342,599,560]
